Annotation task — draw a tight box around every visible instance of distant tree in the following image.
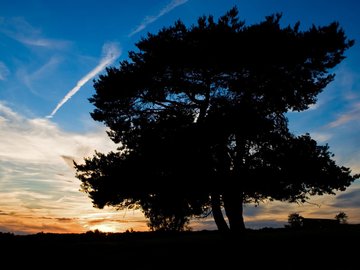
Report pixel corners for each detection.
[75,7,358,231]
[335,211,348,224]
[287,213,304,228]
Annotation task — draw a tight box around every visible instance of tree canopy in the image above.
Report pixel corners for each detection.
[287,213,304,228]
[75,7,358,232]
[335,211,348,224]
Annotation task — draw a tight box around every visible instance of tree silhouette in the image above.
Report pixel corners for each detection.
[75,7,358,231]
[335,211,348,224]
[287,213,304,228]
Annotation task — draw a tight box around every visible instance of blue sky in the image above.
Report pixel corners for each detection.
[0,0,359,234]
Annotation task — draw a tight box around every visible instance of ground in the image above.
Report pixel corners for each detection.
[1,226,359,268]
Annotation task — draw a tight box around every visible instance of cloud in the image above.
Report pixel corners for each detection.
[244,220,286,229]
[47,0,187,118]
[128,0,189,37]
[0,61,10,80]
[0,101,115,165]
[16,37,69,48]
[16,56,62,95]
[47,42,121,118]
[0,102,139,234]
[334,65,359,101]
[0,17,70,49]
[307,102,320,111]
[0,211,83,234]
[327,102,360,128]
[331,188,360,208]
[0,99,358,234]
[310,132,332,142]
[325,65,360,128]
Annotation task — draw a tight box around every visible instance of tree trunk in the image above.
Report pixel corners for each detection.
[223,191,245,232]
[210,192,229,232]
[222,134,246,232]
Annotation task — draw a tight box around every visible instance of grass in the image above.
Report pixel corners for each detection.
[1,226,359,268]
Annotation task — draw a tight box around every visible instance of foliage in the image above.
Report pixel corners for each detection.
[75,6,357,231]
[335,211,348,224]
[287,213,304,228]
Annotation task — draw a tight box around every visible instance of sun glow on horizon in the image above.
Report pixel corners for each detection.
[86,221,149,233]
[88,223,119,233]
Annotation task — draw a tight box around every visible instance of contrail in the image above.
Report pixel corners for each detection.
[129,0,189,37]
[46,42,121,118]
[47,1,186,118]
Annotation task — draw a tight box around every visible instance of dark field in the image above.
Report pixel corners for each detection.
[1,226,359,268]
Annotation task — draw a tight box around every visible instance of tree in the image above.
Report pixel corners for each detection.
[287,213,304,228]
[335,211,348,224]
[75,7,358,231]
[75,150,210,231]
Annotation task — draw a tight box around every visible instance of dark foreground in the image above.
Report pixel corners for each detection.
[1,226,359,268]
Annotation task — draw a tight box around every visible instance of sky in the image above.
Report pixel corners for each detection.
[0,0,359,234]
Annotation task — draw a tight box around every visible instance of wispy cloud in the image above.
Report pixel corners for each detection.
[335,65,359,101]
[0,102,135,234]
[0,17,70,49]
[332,188,360,208]
[16,56,62,95]
[46,42,121,118]
[0,208,84,234]
[0,61,10,80]
[307,102,320,111]
[310,132,332,142]
[128,0,189,37]
[1,102,359,233]
[47,1,186,117]
[16,36,69,48]
[328,102,360,128]
[0,101,115,165]
[325,65,360,128]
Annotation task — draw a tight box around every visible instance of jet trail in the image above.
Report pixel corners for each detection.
[129,0,189,37]
[47,43,121,118]
[47,0,187,118]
